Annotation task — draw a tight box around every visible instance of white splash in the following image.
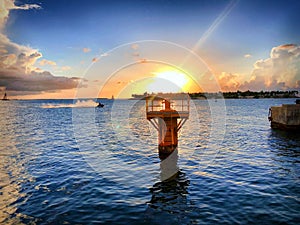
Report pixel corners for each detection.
[41,100,98,108]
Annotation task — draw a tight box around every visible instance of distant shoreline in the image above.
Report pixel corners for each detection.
[2,90,299,101]
[130,90,299,100]
[190,90,299,99]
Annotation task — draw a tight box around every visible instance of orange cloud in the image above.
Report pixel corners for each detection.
[92,57,99,62]
[138,58,147,63]
[1,53,16,66]
[61,66,71,71]
[131,44,139,50]
[217,72,241,91]
[39,59,56,66]
[0,47,8,54]
[83,47,91,53]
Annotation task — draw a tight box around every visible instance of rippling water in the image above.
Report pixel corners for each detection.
[0,98,299,224]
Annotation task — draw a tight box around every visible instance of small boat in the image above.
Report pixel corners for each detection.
[96,102,104,108]
[2,92,9,101]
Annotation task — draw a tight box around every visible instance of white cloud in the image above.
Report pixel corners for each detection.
[241,44,300,91]
[0,1,81,96]
[218,72,241,91]
[244,54,252,58]
[0,0,41,30]
[218,44,300,91]
[100,53,108,57]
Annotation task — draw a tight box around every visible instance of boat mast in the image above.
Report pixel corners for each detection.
[2,92,8,100]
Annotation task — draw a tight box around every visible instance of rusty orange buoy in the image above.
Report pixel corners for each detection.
[146,93,189,159]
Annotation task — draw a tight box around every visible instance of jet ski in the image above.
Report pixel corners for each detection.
[96,102,104,108]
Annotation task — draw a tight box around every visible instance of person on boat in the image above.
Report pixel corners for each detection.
[97,102,104,108]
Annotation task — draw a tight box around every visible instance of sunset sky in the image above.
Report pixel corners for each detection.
[0,0,300,99]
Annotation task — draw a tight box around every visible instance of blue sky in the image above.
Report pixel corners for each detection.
[1,0,300,98]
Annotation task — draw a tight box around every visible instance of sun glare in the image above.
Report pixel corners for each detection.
[147,69,191,93]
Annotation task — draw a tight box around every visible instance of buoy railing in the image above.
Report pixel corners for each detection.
[145,93,190,159]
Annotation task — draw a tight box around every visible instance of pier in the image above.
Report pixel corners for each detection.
[268,100,300,130]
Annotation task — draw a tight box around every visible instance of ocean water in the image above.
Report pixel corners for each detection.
[0,98,299,224]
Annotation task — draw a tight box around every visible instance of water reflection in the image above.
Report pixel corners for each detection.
[159,148,179,181]
[0,102,29,225]
[145,149,192,224]
[148,171,189,208]
[268,129,300,179]
[146,172,191,224]
[268,129,300,157]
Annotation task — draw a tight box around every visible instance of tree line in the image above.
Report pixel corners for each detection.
[188,90,299,99]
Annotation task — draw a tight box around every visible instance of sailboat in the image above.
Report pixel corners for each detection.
[2,92,9,101]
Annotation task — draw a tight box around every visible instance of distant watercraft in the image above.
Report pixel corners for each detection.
[131,92,149,100]
[96,102,104,108]
[2,92,9,101]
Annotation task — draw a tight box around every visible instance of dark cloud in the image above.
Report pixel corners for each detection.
[0,70,80,92]
[278,44,296,49]
[0,48,81,94]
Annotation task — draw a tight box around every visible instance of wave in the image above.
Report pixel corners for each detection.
[41,100,98,108]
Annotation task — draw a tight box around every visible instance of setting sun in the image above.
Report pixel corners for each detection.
[147,69,191,93]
